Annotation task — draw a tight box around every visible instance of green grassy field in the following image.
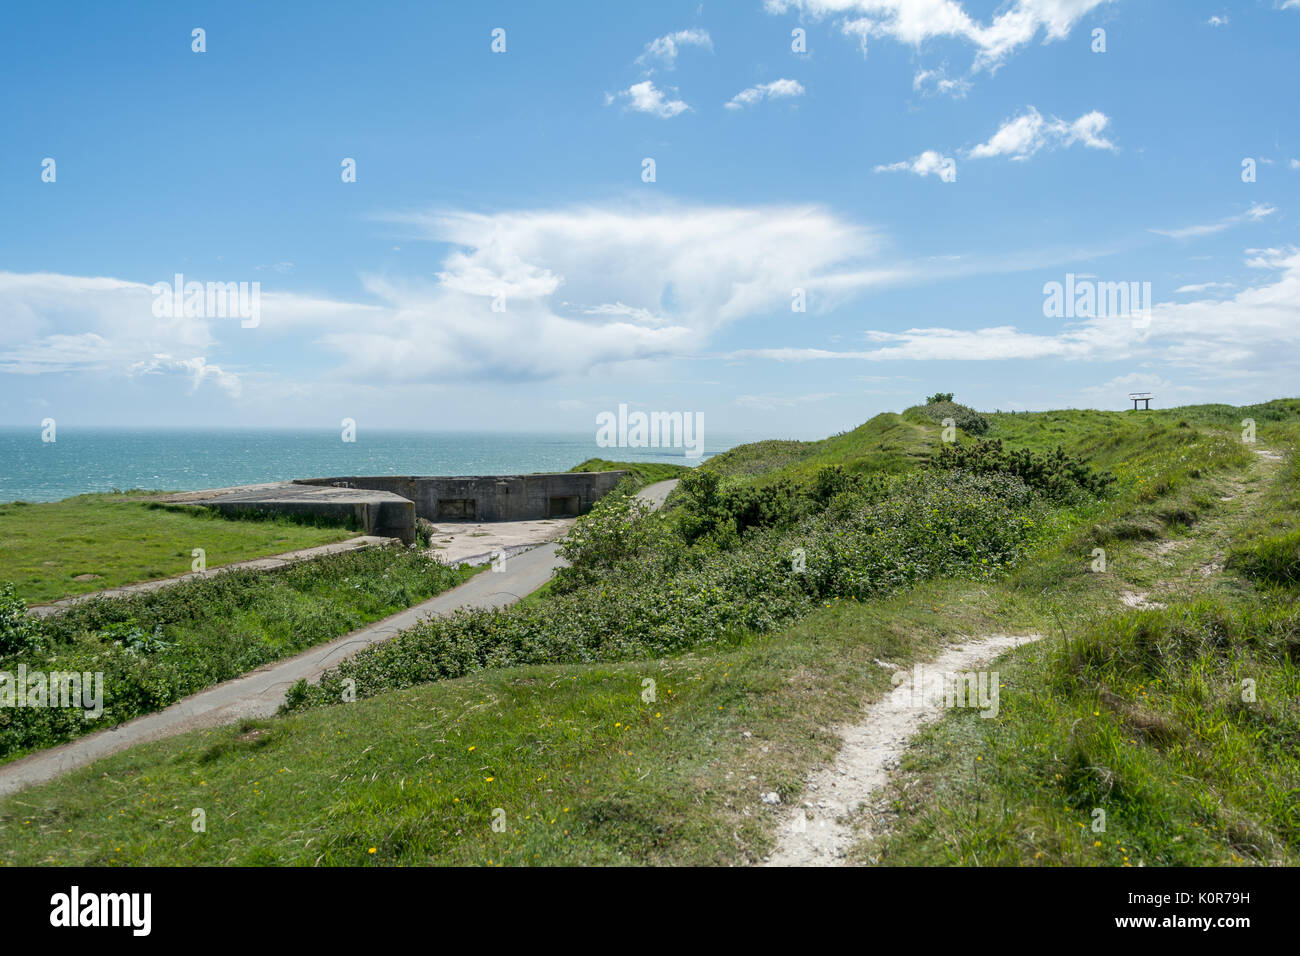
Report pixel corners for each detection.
[0,494,357,605]
[2,398,1296,867]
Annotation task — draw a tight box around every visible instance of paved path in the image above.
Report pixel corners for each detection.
[27,536,399,619]
[0,479,678,797]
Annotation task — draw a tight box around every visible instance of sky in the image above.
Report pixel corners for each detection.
[1,0,1298,439]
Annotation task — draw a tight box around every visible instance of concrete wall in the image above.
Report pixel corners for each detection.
[293,471,628,522]
[202,493,416,543]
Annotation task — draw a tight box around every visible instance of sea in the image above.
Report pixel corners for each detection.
[0,428,760,503]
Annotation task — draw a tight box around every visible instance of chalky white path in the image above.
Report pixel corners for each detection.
[765,633,1042,867]
[0,480,677,797]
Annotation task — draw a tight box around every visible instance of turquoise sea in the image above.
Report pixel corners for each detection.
[0,428,757,503]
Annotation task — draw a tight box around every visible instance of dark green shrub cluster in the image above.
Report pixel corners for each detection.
[0,583,42,657]
[913,397,990,436]
[931,438,1115,500]
[673,466,886,546]
[288,470,1040,711]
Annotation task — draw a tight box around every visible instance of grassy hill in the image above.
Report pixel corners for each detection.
[2,397,1298,867]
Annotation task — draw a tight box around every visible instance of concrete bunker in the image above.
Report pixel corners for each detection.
[294,471,628,525]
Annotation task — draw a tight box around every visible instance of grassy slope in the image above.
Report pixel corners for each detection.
[2,400,1295,866]
[856,410,1300,866]
[700,413,936,487]
[0,495,356,605]
[567,459,692,488]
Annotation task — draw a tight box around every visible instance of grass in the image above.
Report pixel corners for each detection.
[853,422,1300,866]
[0,548,482,764]
[2,397,1297,866]
[0,578,1042,866]
[700,413,936,487]
[567,458,692,488]
[0,493,357,605]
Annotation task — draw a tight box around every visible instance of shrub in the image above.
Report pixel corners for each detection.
[914,398,991,436]
[287,470,1041,712]
[931,438,1115,500]
[0,582,42,657]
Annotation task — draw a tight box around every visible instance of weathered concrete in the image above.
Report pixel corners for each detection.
[178,482,417,543]
[295,471,627,523]
[424,517,577,566]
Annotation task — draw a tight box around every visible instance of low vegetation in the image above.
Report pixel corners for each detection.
[0,547,478,763]
[0,494,357,605]
[2,395,1297,867]
[567,459,691,489]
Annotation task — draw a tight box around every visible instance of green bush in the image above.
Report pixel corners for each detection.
[288,470,1042,712]
[913,398,990,436]
[931,438,1115,500]
[0,582,43,657]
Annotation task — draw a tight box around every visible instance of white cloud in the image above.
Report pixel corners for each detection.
[874,149,956,180]
[0,272,215,374]
[1149,203,1277,240]
[1290,158,1300,170]
[912,66,970,98]
[766,0,1116,72]
[610,80,691,118]
[735,392,839,409]
[1206,15,1228,26]
[131,355,242,397]
[1174,281,1234,293]
[730,246,1300,381]
[637,28,712,68]
[725,78,806,110]
[329,203,898,382]
[1081,372,1176,397]
[967,107,1116,160]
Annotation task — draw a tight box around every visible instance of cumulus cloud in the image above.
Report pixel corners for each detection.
[725,78,806,110]
[1,204,905,391]
[131,355,242,397]
[874,150,957,180]
[320,203,897,383]
[912,66,970,98]
[766,0,1116,72]
[967,107,1116,160]
[637,28,713,68]
[608,80,691,118]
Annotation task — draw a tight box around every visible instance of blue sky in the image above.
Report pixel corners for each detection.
[2,0,1298,439]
